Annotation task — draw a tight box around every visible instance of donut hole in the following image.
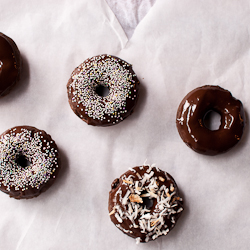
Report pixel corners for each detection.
[142,196,154,210]
[95,84,110,97]
[203,110,221,131]
[141,191,155,210]
[16,154,31,168]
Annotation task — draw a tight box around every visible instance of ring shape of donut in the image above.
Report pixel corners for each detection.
[108,164,184,243]
[67,54,140,126]
[176,85,245,155]
[0,32,21,96]
[0,126,61,199]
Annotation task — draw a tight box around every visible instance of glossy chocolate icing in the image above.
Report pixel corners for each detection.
[67,54,140,126]
[0,126,61,199]
[0,32,21,96]
[176,85,245,155]
[108,165,184,243]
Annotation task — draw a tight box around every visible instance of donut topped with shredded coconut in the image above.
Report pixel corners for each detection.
[67,54,140,126]
[0,126,60,199]
[108,164,184,243]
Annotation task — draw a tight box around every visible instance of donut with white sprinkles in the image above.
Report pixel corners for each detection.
[0,126,61,199]
[67,54,140,126]
[108,164,184,243]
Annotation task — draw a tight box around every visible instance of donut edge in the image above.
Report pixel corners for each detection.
[0,32,22,97]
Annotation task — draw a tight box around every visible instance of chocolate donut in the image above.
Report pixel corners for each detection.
[0,126,61,199]
[0,32,21,96]
[108,164,184,243]
[67,54,140,126]
[176,85,245,155]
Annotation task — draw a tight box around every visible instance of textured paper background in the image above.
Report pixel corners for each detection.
[106,0,157,39]
[0,0,250,249]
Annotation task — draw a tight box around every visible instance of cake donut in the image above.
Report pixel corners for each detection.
[67,54,140,126]
[176,85,245,155]
[0,126,61,199]
[0,32,21,96]
[108,164,184,243]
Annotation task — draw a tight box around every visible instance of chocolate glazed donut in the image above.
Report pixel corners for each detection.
[176,85,245,155]
[108,164,184,243]
[0,126,61,199]
[0,32,21,96]
[67,54,140,126]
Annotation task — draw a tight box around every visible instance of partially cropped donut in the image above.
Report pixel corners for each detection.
[0,32,21,96]
[176,85,245,155]
[67,54,140,126]
[0,126,60,199]
[108,164,184,243]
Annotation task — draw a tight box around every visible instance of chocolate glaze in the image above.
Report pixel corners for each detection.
[0,32,21,96]
[176,85,245,155]
[0,126,61,199]
[67,54,140,126]
[108,165,184,243]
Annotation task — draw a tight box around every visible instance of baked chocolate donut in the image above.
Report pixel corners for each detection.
[67,54,140,126]
[108,164,184,243]
[176,85,245,155]
[0,32,21,96]
[0,126,61,199]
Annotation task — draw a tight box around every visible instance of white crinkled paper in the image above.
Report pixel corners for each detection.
[0,0,250,249]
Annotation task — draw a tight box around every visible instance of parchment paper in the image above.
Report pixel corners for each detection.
[105,0,157,39]
[0,0,250,249]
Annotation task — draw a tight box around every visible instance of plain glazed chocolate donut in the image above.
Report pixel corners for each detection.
[0,32,21,96]
[67,54,140,126]
[0,126,61,199]
[108,164,184,243]
[176,85,245,155]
